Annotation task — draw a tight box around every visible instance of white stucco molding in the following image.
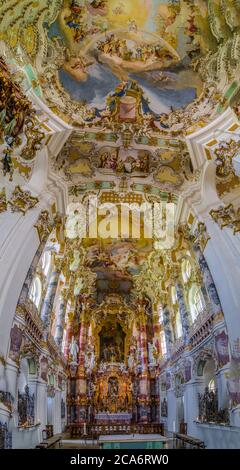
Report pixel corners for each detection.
[185,108,238,170]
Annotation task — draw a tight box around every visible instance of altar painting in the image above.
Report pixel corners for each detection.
[100,322,125,363]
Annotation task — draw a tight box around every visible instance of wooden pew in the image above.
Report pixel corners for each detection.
[36,433,62,449]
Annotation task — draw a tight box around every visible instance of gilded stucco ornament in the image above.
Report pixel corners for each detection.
[34,210,54,242]
[8,185,39,214]
[0,187,7,212]
[210,204,240,235]
[0,57,45,180]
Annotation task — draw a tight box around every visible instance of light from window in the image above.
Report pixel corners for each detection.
[29,276,42,309]
[175,310,183,339]
[208,378,216,392]
[182,259,191,283]
[41,251,51,276]
[160,330,167,356]
[171,286,177,305]
[190,285,205,322]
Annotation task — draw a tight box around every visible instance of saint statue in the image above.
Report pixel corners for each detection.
[69,337,79,363]
[148,342,153,363]
[128,353,134,369]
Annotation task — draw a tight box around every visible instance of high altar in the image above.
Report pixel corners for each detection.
[67,294,160,425]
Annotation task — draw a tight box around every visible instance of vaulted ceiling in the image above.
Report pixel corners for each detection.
[1,0,240,304]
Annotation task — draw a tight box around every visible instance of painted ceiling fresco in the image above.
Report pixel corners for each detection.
[1,0,240,132]
[53,0,202,116]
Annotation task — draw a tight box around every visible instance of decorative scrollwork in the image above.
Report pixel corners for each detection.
[0,56,45,180]
[8,186,39,214]
[210,204,240,235]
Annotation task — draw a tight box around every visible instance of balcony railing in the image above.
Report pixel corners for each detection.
[16,299,44,343]
[189,307,214,348]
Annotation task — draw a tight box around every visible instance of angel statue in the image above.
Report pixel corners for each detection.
[69,337,79,364]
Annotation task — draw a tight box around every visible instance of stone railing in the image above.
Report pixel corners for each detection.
[69,423,164,438]
[16,300,44,343]
[170,338,185,362]
[189,308,214,348]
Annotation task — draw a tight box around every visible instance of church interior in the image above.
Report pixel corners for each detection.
[1,0,240,450]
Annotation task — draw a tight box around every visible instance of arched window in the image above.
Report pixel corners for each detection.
[175,310,183,339]
[160,330,167,356]
[171,286,177,305]
[208,378,216,392]
[29,276,42,309]
[41,251,51,277]
[182,258,191,283]
[189,285,205,322]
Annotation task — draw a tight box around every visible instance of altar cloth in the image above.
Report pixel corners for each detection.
[95,412,132,422]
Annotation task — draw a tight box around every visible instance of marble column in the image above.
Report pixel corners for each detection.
[175,283,190,345]
[76,309,88,424]
[54,295,67,348]
[193,244,222,316]
[139,319,148,372]
[138,316,150,423]
[35,380,47,437]
[63,312,74,358]
[53,390,62,435]
[152,309,161,356]
[162,304,173,357]
[40,258,62,339]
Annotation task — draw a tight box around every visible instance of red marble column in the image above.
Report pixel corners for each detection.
[138,313,150,423]
[64,312,74,358]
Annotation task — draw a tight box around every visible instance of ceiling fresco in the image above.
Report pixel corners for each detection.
[53,130,193,194]
[53,0,202,116]
[1,0,240,133]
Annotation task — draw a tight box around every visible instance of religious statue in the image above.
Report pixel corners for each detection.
[108,377,119,397]
[148,342,153,363]
[85,343,95,371]
[128,353,135,370]
[161,398,168,418]
[69,337,79,364]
